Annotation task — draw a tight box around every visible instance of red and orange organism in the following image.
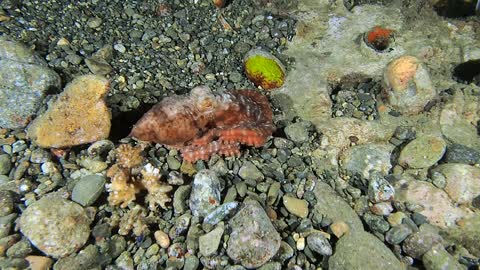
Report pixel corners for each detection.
[130,86,274,162]
[364,26,394,51]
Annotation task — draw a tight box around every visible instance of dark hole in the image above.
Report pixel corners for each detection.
[109,104,152,142]
[434,0,478,18]
[453,59,480,85]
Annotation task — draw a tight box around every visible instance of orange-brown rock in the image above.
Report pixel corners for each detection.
[27,75,111,148]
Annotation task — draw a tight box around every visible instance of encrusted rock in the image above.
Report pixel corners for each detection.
[431,163,480,204]
[27,75,111,148]
[0,37,61,129]
[18,196,91,258]
[227,200,281,268]
[189,169,222,217]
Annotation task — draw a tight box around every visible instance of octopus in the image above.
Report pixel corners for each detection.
[129,86,274,162]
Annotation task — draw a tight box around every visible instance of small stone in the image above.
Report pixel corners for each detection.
[56,38,70,46]
[403,224,443,259]
[368,173,395,203]
[184,255,200,270]
[383,55,436,115]
[86,17,102,28]
[77,158,108,173]
[27,75,111,148]
[227,200,281,268]
[385,224,413,245]
[238,161,264,182]
[431,163,480,204]
[166,156,181,170]
[330,221,349,238]
[199,223,224,256]
[154,230,170,249]
[113,43,126,53]
[0,190,15,217]
[203,201,240,230]
[173,185,190,214]
[0,154,11,175]
[284,122,310,143]
[71,174,106,206]
[282,195,308,218]
[387,212,406,226]
[363,212,390,233]
[307,232,332,256]
[398,135,446,169]
[6,238,32,258]
[341,144,393,178]
[18,196,91,258]
[296,236,305,251]
[25,255,53,270]
[11,140,26,153]
[422,244,463,270]
[29,149,51,164]
[370,202,394,216]
[189,169,222,217]
[444,143,480,165]
[85,57,113,75]
[243,49,285,90]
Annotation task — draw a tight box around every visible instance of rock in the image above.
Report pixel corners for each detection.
[0,190,14,217]
[430,163,480,204]
[238,161,264,182]
[443,214,480,257]
[25,255,53,270]
[154,230,170,249]
[363,212,390,234]
[282,195,309,218]
[173,185,190,214]
[422,243,463,270]
[306,232,332,256]
[6,238,32,258]
[203,201,240,230]
[329,230,404,270]
[394,176,469,228]
[398,135,446,169]
[227,200,281,269]
[29,149,51,164]
[18,196,91,258]
[284,122,310,143]
[340,143,393,178]
[0,154,11,175]
[370,202,394,216]
[0,37,61,129]
[199,223,224,257]
[368,173,395,203]
[71,174,106,206]
[243,49,285,90]
[444,144,480,165]
[403,224,443,259]
[313,181,364,233]
[330,221,350,238]
[27,75,111,148]
[189,169,222,217]
[383,55,436,115]
[385,224,413,245]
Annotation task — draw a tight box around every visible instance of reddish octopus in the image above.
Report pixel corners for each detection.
[130,86,274,162]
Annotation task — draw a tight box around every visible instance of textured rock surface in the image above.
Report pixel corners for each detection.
[329,230,404,270]
[27,75,111,148]
[227,200,281,269]
[0,37,61,129]
[189,169,222,217]
[18,196,91,258]
[431,163,480,204]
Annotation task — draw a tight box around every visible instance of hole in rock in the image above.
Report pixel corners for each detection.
[453,59,480,85]
[434,0,478,17]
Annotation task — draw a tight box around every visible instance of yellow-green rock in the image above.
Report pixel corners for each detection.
[244,49,285,90]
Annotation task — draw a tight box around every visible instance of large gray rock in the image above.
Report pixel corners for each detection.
[0,37,61,129]
[227,200,281,269]
[329,231,404,270]
[189,169,223,217]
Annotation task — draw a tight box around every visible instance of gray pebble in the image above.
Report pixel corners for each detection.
[173,185,191,214]
[306,232,332,256]
[238,161,264,182]
[284,122,310,143]
[71,174,106,206]
[444,143,480,165]
[0,154,11,175]
[11,140,26,153]
[385,224,413,245]
[402,224,443,259]
[87,17,102,28]
[29,149,51,164]
[203,201,240,230]
[113,43,126,53]
[0,190,14,217]
[199,223,224,256]
[189,169,222,217]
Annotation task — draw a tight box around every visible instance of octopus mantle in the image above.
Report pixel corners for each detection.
[130,86,274,162]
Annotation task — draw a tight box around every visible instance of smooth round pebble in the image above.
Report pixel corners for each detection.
[71,174,106,206]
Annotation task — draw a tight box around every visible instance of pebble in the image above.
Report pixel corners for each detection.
[29,149,51,164]
[282,195,309,218]
[329,231,404,270]
[363,212,390,233]
[306,232,332,256]
[368,173,395,203]
[402,224,443,259]
[27,75,111,148]
[370,202,394,216]
[383,55,436,115]
[189,169,222,217]
[422,243,463,270]
[18,196,91,258]
[398,135,446,169]
[86,17,102,28]
[25,255,53,270]
[238,161,264,182]
[0,154,11,175]
[154,230,170,249]
[11,140,26,153]
[71,174,106,206]
[0,190,14,217]
[444,143,480,165]
[329,221,350,238]
[173,185,191,214]
[284,122,310,143]
[199,223,224,256]
[385,224,413,245]
[387,212,406,226]
[203,201,240,230]
[341,143,393,178]
[113,43,126,53]
[184,255,200,270]
[431,163,480,204]
[0,37,61,129]
[6,238,32,258]
[227,200,281,268]
[87,140,114,156]
[243,49,285,90]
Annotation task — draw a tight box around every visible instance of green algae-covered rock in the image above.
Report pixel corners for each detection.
[244,49,285,90]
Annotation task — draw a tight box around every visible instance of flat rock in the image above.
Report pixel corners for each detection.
[18,196,91,258]
[329,230,404,270]
[189,169,222,217]
[227,200,281,269]
[27,75,111,148]
[431,163,480,204]
[340,143,393,178]
[398,135,446,169]
[442,213,480,257]
[0,38,61,129]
